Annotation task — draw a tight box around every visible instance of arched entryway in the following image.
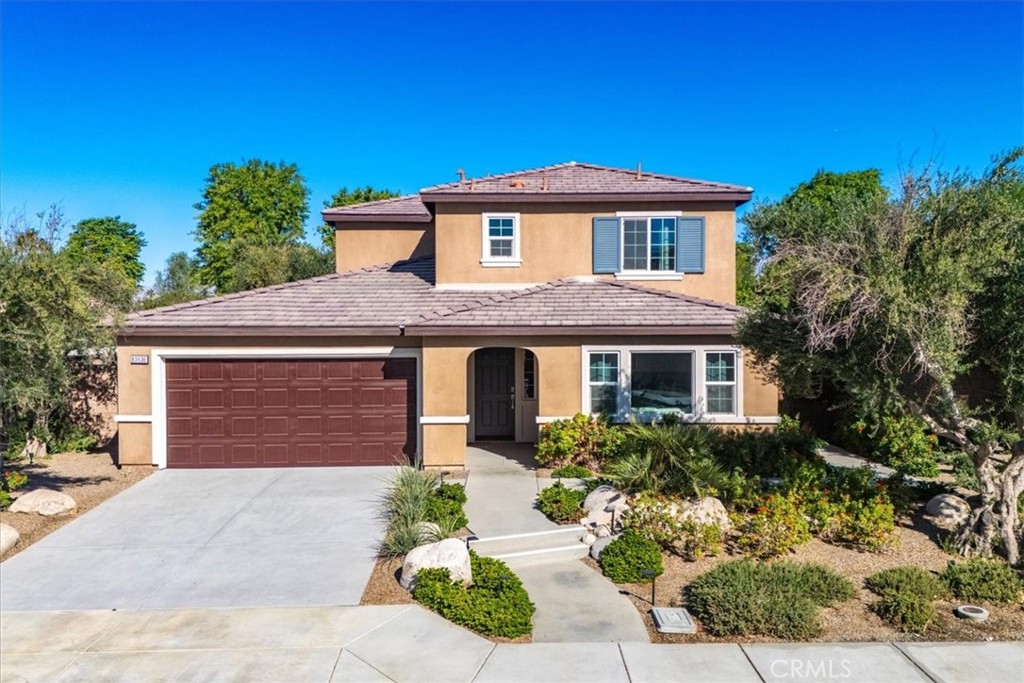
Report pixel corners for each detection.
[467,347,539,443]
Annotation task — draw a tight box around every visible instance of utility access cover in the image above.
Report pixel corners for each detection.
[651,607,697,634]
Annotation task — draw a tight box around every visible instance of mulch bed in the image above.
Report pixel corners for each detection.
[593,509,1024,643]
[1,451,153,560]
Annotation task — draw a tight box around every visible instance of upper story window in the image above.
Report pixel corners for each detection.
[481,213,521,267]
[622,217,677,272]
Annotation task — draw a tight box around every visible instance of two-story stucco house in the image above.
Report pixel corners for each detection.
[115,162,779,469]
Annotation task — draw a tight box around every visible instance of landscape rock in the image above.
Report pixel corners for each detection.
[400,538,472,591]
[0,523,19,554]
[590,534,619,560]
[594,525,611,538]
[925,494,971,528]
[581,532,597,547]
[9,489,77,516]
[583,485,623,513]
[679,496,731,531]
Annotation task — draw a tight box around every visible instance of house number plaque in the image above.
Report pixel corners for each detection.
[130,355,149,365]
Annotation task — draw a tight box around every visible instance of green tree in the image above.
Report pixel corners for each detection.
[0,207,122,455]
[193,159,309,291]
[224,241,334,293]
[143,251,205,309]
[319,185,399,248]
[64,216,147,288]
[735,240,757,307]
[738,151,1024,564]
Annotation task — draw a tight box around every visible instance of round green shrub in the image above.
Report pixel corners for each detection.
[687,560,854,639]
[866,566,948,633]
[871,592,937,633]
[537,482,587,523]
[413,552,535,638]
[941,558,1024,605]
[599,531,664,583]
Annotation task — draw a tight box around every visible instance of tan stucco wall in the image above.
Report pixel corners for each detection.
[743,355,780,417]
[334,221,435,272]
[434,202,737,304]
[422,424,467,468]
[118,422,152,466]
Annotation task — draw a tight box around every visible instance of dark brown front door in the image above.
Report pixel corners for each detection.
[475,348,515,439]
[165,358,416,468]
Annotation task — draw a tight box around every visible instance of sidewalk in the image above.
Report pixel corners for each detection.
[1,605,1020,683]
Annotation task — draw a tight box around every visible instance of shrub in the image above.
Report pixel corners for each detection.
[413,552,535,638]
[866,566,947,633]
[0,491,11,509]
[536,413,624,469]
[2,470,28,492]
[687,560,853,639]
[843,414,939,478]
[599,531,664,583]
[941,558,1024,605]
[677,520,723,561]
[536,482,586,523]
[809,493,897,551]
[714,415,824,481]
[605,422,729,496]
[622,491,683,549]
[736,492,811,558]
[378,468,467,557]
[551,464,593,479]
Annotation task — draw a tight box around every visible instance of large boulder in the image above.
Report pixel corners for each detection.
[0,523,19,554]
[925,494,971,528]
[9,489,77,516]
[400,538,472,591]
[583,486,623,513]
[679,496,731,531]
[590,534,619,561]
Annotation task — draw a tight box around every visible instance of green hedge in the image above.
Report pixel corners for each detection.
[687,560,855,639]
[537,482,587,523]
[866,566,948,633]
[941,558,1024,605]
[424,482,469,529]
[412,552,535,638]
[599,531,664,583]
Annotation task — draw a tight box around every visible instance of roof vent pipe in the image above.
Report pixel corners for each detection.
[636,162,642,180]
[456,168,466,184]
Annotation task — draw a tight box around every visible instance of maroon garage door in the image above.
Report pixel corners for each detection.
[165,358,417,468]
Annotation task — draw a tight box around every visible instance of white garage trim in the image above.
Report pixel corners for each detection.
[150,347,422,469]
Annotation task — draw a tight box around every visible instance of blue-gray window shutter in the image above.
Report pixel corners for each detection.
[676,216,705,273]
[592,217,621,273]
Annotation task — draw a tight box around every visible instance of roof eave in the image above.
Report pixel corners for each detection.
[405,324,737,337]
[420,191,753,205]
[118,326,402,339]
[321,212,432,224]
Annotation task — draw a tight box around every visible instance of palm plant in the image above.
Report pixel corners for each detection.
[604,421,730,496]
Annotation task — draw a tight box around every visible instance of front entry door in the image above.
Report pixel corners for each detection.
[475,348,515,439]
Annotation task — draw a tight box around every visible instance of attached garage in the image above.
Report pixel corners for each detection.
[164,358,417,468]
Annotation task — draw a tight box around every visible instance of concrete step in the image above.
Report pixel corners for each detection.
[468,526,588,561]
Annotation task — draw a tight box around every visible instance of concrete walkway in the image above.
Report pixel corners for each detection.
[464,443,649,644]
[1,606,1020,683]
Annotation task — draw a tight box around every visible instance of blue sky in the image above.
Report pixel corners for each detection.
[3,1,1021,285]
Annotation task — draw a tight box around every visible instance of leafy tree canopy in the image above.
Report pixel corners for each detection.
[318,185,399,248]
[735,240,757,308]
[193,159,309,291]
[739,150,1024,563]
[64,216,146,289]
[142,251,206,309]
[224,240,333,293]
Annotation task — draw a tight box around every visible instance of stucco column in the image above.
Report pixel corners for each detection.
[420,341,472,467]
[531,345,582,422]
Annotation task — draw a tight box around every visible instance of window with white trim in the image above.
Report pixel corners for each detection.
[587,352,619,415]
[705,352,736,414]
[622,217,676,272]
[481,213,520,265]
[583,348,740,420]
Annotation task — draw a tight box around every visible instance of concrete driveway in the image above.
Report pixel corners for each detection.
[0,467,394,611]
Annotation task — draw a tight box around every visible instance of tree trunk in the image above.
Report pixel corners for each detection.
[953,441,1024,566]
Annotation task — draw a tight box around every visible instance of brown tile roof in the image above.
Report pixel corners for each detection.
[123,258,741,337]
[405,279,743,334]
[322,194,431,223]
[419,162,753,201]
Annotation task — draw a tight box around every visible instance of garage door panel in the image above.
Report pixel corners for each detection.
[166,358,416,468]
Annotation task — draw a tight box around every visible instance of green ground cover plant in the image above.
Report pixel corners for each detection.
[412,552,535,638]
[687,560,854,639]
[598,531,664,583]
